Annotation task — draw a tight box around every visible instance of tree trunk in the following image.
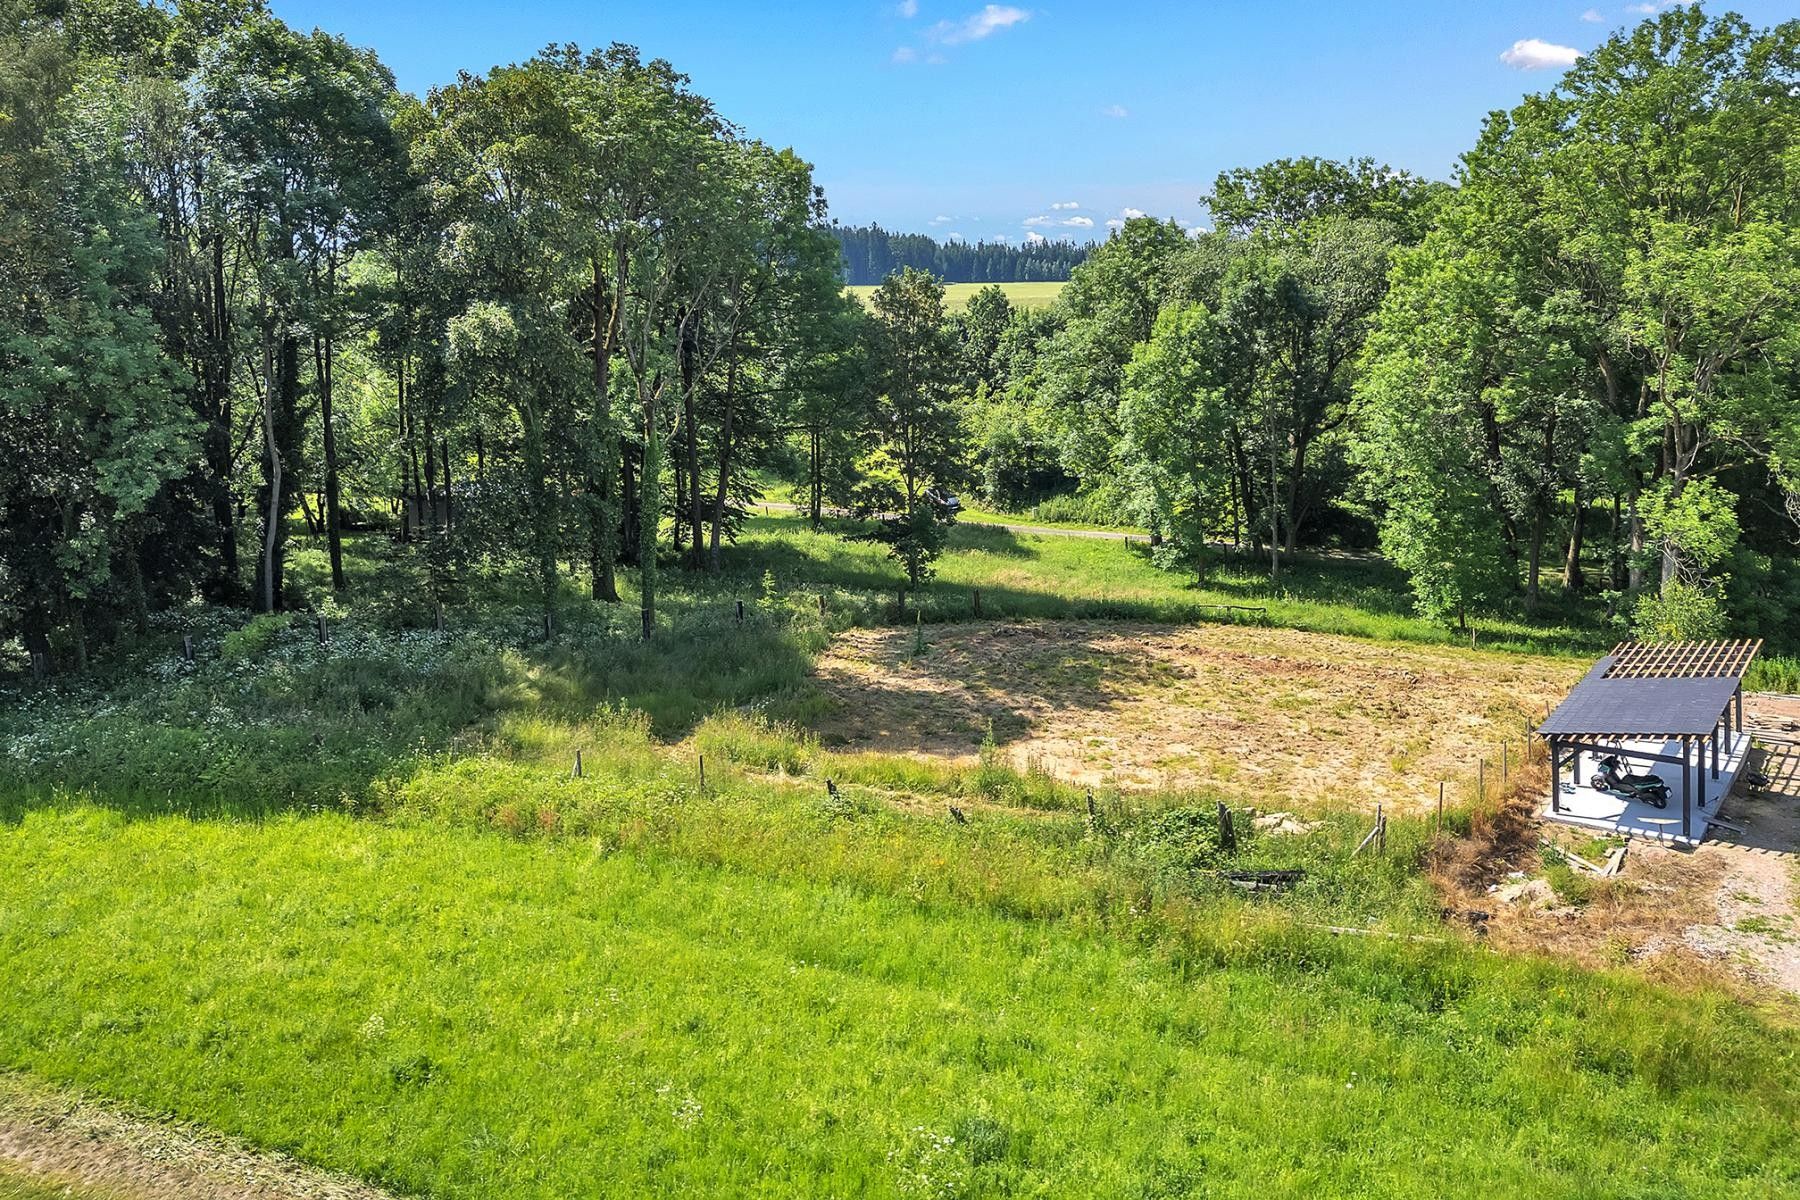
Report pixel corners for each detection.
[317,332,345,591]
[1626,473,1646,593]
[588,256,620,602]
[679,312,703,570]
[709,355,738,569]
[205,232,238,597]
[440,437,453,532]
[1526,509,1543,607]
[809,424,823,528]
[1563,486,1587,593]
[258,322,281,613]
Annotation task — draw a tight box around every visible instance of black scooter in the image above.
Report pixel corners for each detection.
[1594,755,1669,808]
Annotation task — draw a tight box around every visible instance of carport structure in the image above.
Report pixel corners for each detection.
[1535,639,1761,845]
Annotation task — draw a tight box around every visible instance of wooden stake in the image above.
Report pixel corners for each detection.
[434,600,444,632]
[1437,781,1444,833]
[698,754,706,790]
[182,634,194,662]
[317,614,328,646]
[573,749,583,778]
[973,588,982,617]
[736,599,745,625]
[1478,759,1486,803]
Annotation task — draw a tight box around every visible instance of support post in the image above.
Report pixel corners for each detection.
[1712,721,1720,779]
[1549,739,1561,814]
[1681,739,1692,841]
[1698,738,1708,811]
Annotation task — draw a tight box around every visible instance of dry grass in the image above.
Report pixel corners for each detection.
[811,619,1578,811]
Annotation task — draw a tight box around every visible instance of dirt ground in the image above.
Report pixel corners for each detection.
[812,619,1581,810]
[1458,694,1800,1001]
[0,1076,396,1200]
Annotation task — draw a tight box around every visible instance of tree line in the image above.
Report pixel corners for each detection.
[4,1,1799,671]
[0,0,969,667]
[832,224,1089,285]
[951,7,1800,642]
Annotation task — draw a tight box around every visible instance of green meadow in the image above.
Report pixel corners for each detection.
[2,517,1798,1197]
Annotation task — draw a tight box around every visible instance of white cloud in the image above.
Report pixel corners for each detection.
[1050,201,1079,210]
[1580,8,1603,21]
[1121,207,1146,219]
[929,214,953,225]
[947,232,965,243]
[1024,230,1046,243]
[1101,104,1128,118]
[1105,219,1124,229]
[1626,2,1678,12]
[892,46,917,63]
[898,0,919,16]
[990,234,1011,243]
[1062,215,1094,228]
[1499,38,1581,69]
[929,4,1031,45]
[1022,214,1053,227]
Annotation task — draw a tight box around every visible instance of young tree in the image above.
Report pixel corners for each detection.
[864,267,963,586]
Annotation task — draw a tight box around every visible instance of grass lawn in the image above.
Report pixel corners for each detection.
[2,805,1796,1199]
[736,513,1607,659]
[844,281,1066,313]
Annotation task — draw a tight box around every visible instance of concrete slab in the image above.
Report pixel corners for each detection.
[1543,732,1751,846]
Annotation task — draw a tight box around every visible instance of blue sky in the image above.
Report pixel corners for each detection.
[277,0,1800,242]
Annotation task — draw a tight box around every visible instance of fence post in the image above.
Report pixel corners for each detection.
[1217,801,1236,852]
[316,614,328,646]
[182,634,194,663]
[435,600,445,632]
[817,594,826,617]
[736,599,745,625]
[1437,781,1444,834]
[573,749,583,778]
[699,754,706,791]
[973,588,982,618]
[1478,759,1486,804]
[1502,742,1509,781]
[1376,803,1385,854]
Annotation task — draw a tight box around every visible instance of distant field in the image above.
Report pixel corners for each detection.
[846,280,1065,312]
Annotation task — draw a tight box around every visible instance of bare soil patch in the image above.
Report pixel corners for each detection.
[812,619,1579,810]
[0,1076,398,1200]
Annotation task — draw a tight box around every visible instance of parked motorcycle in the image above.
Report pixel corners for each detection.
[1594,755,1669,808]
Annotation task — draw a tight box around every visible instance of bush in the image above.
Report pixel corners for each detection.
[219,612,289,662]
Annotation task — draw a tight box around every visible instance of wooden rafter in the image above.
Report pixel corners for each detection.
[1603,639,1762,681]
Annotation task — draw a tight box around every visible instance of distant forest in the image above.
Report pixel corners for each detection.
[832,224,1090,284]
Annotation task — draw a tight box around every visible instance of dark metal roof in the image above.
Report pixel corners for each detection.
[1603,639,1761,680]
[1537,658,1740,738]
